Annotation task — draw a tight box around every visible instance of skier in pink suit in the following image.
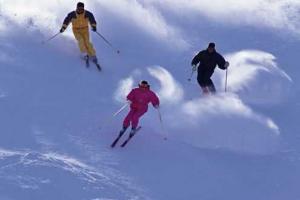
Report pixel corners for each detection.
[121,80,160,134]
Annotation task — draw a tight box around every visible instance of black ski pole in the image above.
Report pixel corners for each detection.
[95,31,120,54]
[42,32,61,44]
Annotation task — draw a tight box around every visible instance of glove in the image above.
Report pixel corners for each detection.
[224,61,230,69]
[192,64,197,72]
[92,26,97,32]
[60,27,65,33]
[154,105,159,109]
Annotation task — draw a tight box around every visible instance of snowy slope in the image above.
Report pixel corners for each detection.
[1,0,300,200]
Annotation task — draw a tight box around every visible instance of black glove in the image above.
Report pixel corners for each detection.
[224,61,230,69]
[92,26,97,32]
[60,27,65,33]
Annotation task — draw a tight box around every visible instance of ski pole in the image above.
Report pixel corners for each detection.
[187,70,195,82]
[99,102,128,130]
[42,32,61,44]
[95,31,120,54]
[225,68,228,92]
[157,108,168,140]
[188,65,197,81]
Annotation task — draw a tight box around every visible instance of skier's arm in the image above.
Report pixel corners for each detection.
[151,93,160,108]
[126,89,135,103]
[86,11,97,31]
[216,54,227,70]
[60,12,75,32]
[191,51,203,66]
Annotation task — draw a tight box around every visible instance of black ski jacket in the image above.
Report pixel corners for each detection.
[191,49,226,74]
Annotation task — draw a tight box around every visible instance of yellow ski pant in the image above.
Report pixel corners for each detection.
[72,27,96,56]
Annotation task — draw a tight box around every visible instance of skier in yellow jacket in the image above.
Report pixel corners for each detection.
[60,2,101,70]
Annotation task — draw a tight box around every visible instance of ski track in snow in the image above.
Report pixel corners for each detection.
[0,148,151,200]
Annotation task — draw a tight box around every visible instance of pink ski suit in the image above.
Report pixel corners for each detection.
[123,86,160,129]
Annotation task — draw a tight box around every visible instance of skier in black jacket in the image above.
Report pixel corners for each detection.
[191,42,229,94]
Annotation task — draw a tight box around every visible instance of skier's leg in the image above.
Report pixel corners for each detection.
[118,126,128,136]
[197,73,210,95]
[131,109,147,129]
[123,109,135,128]
[82,28,96,58]
[207,79,216,94]
[201,86,210,94]
[73,29,88,55]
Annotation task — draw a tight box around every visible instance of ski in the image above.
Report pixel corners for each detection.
[94,63,102,71]
[120,126,142,148]
[92,60,102,71]
[111,129,127,148]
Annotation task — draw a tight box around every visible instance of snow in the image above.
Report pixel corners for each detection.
[0,0,300,199]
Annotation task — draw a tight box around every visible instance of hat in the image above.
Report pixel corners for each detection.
[140,80,149,85]
[77,2,84,8]
[208,42,215,48]
[139,80,150,88]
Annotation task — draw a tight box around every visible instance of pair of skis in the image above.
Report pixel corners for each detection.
[111,126,142,148]
[84,56,102,71]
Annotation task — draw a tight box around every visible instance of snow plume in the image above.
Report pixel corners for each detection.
[147,66,184,104]
[114,76,134,103]
[93,0,188,49]
[165,94,280,154]
[182,94,279,134]
[215,50,292,105]
[0,0,69,34]
[149,0,300,37]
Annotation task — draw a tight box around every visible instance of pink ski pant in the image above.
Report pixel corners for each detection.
[123,108,147,129]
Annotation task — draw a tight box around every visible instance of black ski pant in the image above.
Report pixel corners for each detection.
[197,68,216,93]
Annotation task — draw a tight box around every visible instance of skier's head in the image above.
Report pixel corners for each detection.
[139,80,150,89]
[207,42,215,53]
[76,2,85,14]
